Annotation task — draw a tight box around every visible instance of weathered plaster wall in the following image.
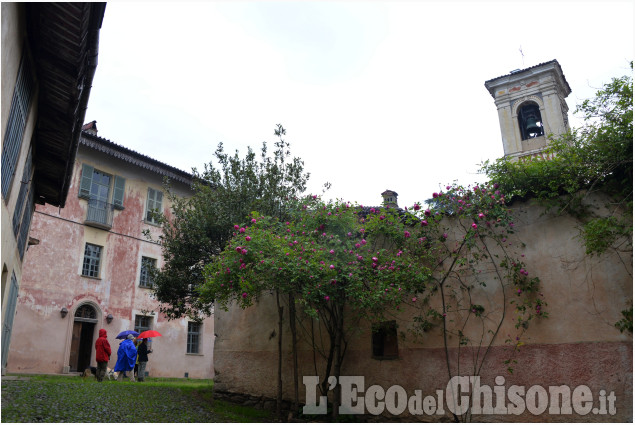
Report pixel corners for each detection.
[6,144,214,378]
[1,3,38,366]
[213,194,632,421]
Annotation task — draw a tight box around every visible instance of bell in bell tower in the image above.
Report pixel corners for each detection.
[484,60,572,159]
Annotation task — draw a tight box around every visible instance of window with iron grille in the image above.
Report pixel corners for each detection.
[1,51,34,199]
[81,243,102,278]
[145,187,163,224]
[187,322,201,354]
[139,257,156,288]
[134,315,152,334]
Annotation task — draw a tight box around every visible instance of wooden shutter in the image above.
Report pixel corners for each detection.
[1,52,34,199]
[78,164,94,199]
[12,148,33,236]
[113,175,125,209]
[1,273,19,368]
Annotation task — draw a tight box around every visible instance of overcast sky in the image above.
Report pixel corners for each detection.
[85,1,633,209]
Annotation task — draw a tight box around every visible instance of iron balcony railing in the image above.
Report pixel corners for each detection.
[85,198,114,230]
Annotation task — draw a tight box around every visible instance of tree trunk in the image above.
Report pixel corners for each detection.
[276,291,284,419]
[331,303,345,421]
[288,292,299,415]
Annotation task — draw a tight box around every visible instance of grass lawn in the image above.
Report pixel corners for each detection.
[1,374,272,423]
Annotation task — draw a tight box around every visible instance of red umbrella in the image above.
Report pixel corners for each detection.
[137,330,162,339]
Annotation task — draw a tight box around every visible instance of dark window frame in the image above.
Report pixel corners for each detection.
[187,321,201,354]
[81,243,102,278]
[134,315,152,334]
[145,187,163,225]
[139,256,157,289]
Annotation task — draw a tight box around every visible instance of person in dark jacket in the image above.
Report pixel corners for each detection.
[136,338,152,382]
[94,329,111,382]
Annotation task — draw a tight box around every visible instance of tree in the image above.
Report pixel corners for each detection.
[201,197,430,419]
[151,124,310,320]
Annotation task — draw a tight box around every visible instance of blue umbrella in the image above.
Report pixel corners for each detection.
[116,330,139,339]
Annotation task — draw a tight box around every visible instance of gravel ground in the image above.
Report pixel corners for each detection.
[1,377,257,423]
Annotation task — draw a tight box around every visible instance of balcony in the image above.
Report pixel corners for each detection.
[85,198,114,230]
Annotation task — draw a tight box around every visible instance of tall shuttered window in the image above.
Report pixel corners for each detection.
[78,164,125,229]
[145,187,163,224]
[16,190,34,260]
[2,52,35,199]
[12,148,33,240]
[78,164,125,207]
[12,147,34,260]
[1,272,19,368]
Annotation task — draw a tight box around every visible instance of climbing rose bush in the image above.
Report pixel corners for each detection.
[201,196,431,321]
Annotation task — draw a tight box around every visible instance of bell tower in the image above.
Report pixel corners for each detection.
[484,60,571,159]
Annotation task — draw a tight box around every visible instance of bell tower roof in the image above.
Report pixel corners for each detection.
[484,60,571,97]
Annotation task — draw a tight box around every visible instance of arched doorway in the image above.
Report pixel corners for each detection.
[69,304,98,372]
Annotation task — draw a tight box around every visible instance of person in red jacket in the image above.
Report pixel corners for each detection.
[95,328,111,382]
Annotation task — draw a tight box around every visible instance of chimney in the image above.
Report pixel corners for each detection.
[82,120,98,136]
[381,190,398,208]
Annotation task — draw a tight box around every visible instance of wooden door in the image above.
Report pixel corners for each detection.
[69,322,82,371]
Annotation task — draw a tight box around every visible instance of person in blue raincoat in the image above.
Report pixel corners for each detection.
[115,334,137,382]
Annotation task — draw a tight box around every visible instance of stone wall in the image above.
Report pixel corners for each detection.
[213,192,632,421]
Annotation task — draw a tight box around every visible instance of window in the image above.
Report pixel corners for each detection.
[13,148,34,260]
[145,188,163,224]
[81,243,102,278]
[79,164,125,229]
[75,304,97,320]
[187,322,201,354]
[2,51,34,199]
[79,164,125,206]
[1,272,19,367]
[372,321,398,359]
[134,315,152,334]
[139,257,157,288]
[12,148,32,236]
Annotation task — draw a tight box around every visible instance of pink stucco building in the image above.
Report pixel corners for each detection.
[6,122,214,378]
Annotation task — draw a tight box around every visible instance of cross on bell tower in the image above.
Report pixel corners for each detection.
[484,60,572,160]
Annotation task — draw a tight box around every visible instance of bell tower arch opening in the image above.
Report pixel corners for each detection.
[518,101,544,140]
